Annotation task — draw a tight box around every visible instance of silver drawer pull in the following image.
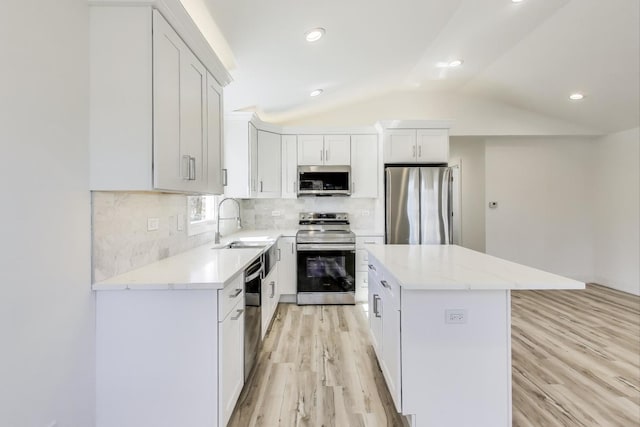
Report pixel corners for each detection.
[231,309,244,320]
[380,280,390,289]
[230,288,242,298]
[368,264,376,271]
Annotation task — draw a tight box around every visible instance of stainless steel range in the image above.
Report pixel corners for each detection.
[296,212,356,305]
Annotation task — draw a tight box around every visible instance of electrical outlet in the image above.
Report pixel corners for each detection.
[445,309,467,324]
[177,213,184,231]
[271,210,281,217]
[147,217,160,231]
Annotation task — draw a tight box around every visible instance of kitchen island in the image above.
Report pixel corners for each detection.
[364,244,584,427]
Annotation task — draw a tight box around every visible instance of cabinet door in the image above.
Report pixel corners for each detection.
[297,135,324,165]
[384,129,417,163]
[261,267,278,339]
[249,123,258,197]
[180,48,207,192]
[206,72,223,194]
[152,11,183,191]
[417,129,449,163]
[381,278,402,411]
[281,135,298,198]
[277,237,297,295]
[355,272,368,303]
[351,135,378,198]
[219,300,244,427]
[256,130,281,197]
[368,265,383,357]
[323,135,350,165]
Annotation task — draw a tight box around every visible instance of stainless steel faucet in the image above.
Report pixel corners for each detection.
[215,198,242,244]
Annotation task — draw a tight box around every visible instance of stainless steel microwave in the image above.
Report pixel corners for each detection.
[297,165,351,196]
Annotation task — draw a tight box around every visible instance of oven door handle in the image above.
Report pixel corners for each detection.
[245,264,263,282]
[296,244,356,251]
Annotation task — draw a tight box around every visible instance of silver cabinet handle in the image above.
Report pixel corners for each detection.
[326,149,329,162]
[293,181,296,192]
[291,242,294,254]
[373,295,381,317]
[368,264,376,271]
[381,280,390,289]
[260,180,263,192]
[189,156,196,180]
[412,145,416,158]
[230,288,242,298]
[418,144,422,158]
[182,155,190,180]
[223,169,228,186]
[277,248,281,261]
[320,149,324,162]
[364,241,376,244]
[231,309,244,320]
[270,281,275,298]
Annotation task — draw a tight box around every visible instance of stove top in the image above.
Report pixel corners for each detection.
[296,212,355,244]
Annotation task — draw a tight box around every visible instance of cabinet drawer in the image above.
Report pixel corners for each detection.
[218,273,244,321]
[356,236,384,271]
[379,271,400,311]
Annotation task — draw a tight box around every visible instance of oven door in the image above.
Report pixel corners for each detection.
[296,244,356,300]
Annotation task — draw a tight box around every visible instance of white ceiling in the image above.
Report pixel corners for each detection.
[203,0,639,133]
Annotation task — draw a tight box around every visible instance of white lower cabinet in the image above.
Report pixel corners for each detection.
[278,237,297,297]
[261,263,279,339]
[355,235,384,302]
[367,259,402,411]
[219,295,245,427]
[96,274,245,427]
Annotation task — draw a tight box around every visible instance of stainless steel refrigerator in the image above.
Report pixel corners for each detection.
[385,166,452,244]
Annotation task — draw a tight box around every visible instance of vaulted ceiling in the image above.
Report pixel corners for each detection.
[202,0,639,133]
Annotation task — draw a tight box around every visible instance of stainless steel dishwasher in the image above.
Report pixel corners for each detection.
[243,255,263,380]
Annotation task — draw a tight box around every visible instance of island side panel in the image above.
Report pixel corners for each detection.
[401,289,512,427]
[96,290,219,427]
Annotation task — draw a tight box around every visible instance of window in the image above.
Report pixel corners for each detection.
[187,195,218,236]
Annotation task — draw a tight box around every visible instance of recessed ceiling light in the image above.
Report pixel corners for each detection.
[305,28,325,42]
[310,89,323,97]
[448,59,463,67]
[569,93,585,100]
[512,0,524,3]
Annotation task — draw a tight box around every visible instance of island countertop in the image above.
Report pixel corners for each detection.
[365,244,585,291]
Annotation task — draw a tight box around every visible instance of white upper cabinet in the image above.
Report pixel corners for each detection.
[89,6,227,194]
[383,130,417,163]
[256,130,281,198]
[206,72,224,194]
[297,135,324,165]
[297,135,350,166]
[383,128,449,164]
[350,134,378,198]
[323,135,351,165]
[224,114,282,199]
[281,135,298,198]
[416,129,449,163]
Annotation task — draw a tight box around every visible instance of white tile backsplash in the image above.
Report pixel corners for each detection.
[92,192,379,283]
[92,192,216,282]
[240,197,378,230]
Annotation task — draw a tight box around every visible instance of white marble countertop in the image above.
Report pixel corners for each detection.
[365,244,585,291]
[93,229,294,291]
[352,229,385,237]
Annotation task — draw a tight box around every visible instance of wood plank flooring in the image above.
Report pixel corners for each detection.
[512,284,640,427]
[229,284,640,427]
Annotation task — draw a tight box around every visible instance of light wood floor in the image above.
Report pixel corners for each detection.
[512,284,640,427]
[229,284,640,427]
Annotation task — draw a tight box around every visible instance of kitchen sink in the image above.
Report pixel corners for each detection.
[226,241,269,249]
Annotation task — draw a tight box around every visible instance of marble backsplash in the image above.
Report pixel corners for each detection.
[92,192,218,282]
[240,197,380,230]
[92,192,380,282]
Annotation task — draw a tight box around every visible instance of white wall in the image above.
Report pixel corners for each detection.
[0,1,94,426]
[485,137,595,282]
[450,137,486,253]
[593,127,640,295]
